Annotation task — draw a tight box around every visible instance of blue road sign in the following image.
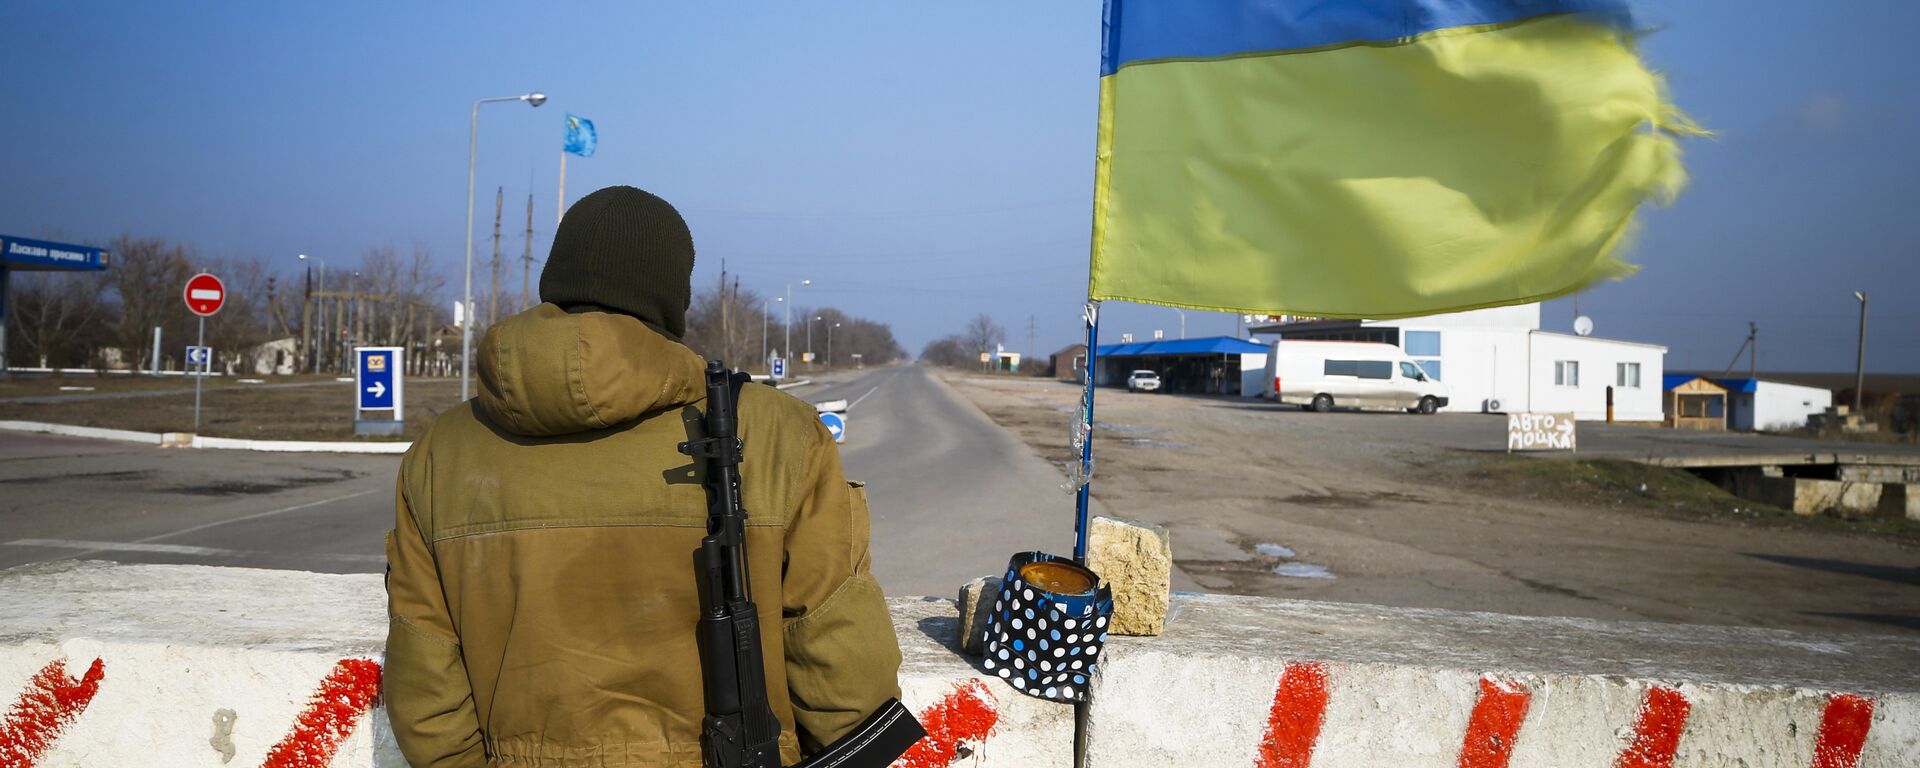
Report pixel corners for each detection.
[356,347,402,413]
[185,346,211,369]
[819,411,846,444]
[771,357,786,380]
[0,235,109,271]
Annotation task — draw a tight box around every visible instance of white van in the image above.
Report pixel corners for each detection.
[1261,340,1451,414]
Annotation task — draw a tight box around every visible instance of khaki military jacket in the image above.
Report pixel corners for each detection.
[385,303,901,767]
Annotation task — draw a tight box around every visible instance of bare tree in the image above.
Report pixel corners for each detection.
[5,270,110,368]
[962,314,1006,357]
[109,236,194,370]
[920,335,969,367]
[202,254,276,372]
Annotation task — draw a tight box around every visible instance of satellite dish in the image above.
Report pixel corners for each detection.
[1573,316,1594,337]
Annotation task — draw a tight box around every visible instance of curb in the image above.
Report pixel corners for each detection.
[0,420,413,454]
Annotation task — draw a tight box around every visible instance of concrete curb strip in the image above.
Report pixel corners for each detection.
[0,420,413,454]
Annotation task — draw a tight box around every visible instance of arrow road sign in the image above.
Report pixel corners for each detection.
[184,273,225,317]
[819,411,846,444]
[355,347,403,415]
[771,357,786,381]
[185,346,211,369]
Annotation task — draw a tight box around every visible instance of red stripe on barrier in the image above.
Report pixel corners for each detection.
[259,658,383,768]
[1459,676,1532,768]
[894,679,1000,768]
[0,657,106,767]
[1614,686,1690,768]
[1254,662,1331,768]
[1809,693,1874,768]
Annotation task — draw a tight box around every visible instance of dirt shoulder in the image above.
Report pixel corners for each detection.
[0,376,462,441]
[941,372,1920,637]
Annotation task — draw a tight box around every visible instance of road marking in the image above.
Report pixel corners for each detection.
[848,371,899,411]
[1253,662,1331,768]
[139,488,380,543]
[5,539,383,564]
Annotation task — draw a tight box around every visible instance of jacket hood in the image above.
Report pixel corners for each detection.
[475,303,706,437]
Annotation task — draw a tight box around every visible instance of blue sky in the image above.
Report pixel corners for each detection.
[1,1,1914,372]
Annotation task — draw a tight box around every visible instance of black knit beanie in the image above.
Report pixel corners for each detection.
[540,186,695,340]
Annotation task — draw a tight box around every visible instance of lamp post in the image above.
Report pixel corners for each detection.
[1852,291,1868,415]
[1172,308,1187,339]
[827,322,841,370]
[461,91,546,400]
[784,279,810,363]
[762,296,782,370]
[808,315,820,369]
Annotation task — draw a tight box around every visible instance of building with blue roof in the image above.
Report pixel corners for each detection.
[1093,335,1272,395]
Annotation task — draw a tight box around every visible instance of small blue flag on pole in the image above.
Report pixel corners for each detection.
[563,114,596,158]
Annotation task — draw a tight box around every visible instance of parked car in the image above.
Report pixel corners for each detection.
[1126,370,1161,393]
[1260,340,1450,414]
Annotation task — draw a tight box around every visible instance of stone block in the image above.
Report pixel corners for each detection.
[957,575,1002,656]
[1085,516,1171,636]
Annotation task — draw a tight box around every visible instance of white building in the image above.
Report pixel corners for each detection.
[1718,378,1832,433]
[1252,304,1666,421]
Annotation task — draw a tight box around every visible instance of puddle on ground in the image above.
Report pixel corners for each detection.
[1120,438,1190,449]
[1272,563,1336,579]
[1254,543,1296,558]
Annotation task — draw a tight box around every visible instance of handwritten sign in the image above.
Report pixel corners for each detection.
[1508,412,1576,452]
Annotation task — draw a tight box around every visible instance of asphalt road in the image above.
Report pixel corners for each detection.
[0,364,1079,598]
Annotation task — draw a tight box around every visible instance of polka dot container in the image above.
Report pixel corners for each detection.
[981,551,1114,703]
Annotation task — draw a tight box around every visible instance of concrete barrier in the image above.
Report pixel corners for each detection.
[1084,594,1920,768]
[0,421,412,454]
[7,563,1916,767]
[0,562,1069,767]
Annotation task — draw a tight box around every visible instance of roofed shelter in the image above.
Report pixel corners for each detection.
[1093,336,1269,395]
[1,234,112,370]
[1663,374,1727,431]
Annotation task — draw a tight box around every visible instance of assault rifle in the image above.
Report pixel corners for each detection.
[680,360,925,768]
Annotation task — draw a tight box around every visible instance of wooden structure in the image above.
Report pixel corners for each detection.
[1663,375,1727,431]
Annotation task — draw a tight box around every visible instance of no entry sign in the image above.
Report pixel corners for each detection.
[184,273,225,316]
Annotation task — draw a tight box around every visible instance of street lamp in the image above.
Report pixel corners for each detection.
[808,315,821,369]
[1852,291,1868,414]
[461,91,546,400]
[1172,308,1187,339]
[827,322,841,370]
[784,279,811,364]
[760,298,780,368]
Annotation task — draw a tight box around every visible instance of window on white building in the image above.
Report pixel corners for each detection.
[1404,331,1442,380]
[1555,360,1579,387]
[1616,362,1641,388]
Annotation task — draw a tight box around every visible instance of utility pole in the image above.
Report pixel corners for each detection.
[1027,314,1037,364]
[1853,291,1868,414]
[1748,321,1756,379]
[489,186,503,328]
[522,193,534,312]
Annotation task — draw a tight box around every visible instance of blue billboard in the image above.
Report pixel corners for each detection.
[0,235,110,271]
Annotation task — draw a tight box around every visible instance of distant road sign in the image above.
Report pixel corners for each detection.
[771,357,786,380]
[356,347,403,414]
[819,411,846,444]
[0,235,109,271]
[184,273,226,317]
[185,346,211,370]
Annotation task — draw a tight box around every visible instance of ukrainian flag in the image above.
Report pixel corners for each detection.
[1088,0,1702,318]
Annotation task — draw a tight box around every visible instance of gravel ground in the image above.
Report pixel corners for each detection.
[943,372,1920,637]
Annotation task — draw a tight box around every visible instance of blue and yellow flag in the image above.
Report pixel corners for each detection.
[1089,0,1702,318]
[563,113,597,158]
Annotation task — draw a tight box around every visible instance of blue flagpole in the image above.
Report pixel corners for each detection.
[1073,300,1100,561]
